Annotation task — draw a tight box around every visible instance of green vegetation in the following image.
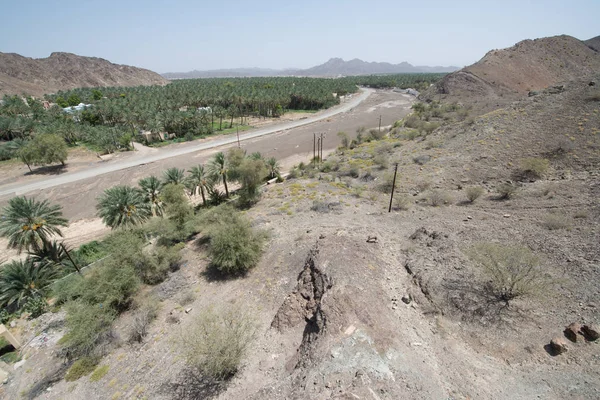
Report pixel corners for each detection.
[497,183,517,200]
[182,306,256,381]
[0,196,68,253]
[18,133,68,171]
[65,356,100,381]
[96,185,151,229]
[89,364,110,382]
[518,157,549,180]
[468,243,548,305]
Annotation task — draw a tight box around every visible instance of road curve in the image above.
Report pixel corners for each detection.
[0,88,374,197]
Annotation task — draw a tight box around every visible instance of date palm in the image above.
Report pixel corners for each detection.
[0,258,59,307]
[97,185,151,229]
[163,167,185,185]
[138,176,164,217]
[0,196,68,253]
[266,157,280,179]
[208,152,229,197]
[188,164,212,205]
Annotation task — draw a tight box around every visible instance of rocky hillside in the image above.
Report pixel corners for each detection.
[585,35,600,52]
[422,35,600,106]
[0,52,168,96]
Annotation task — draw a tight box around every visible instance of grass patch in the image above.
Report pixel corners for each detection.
[89,364,110,382]
[65,356,100,381]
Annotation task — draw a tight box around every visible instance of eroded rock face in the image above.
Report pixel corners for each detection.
[581,325,600,341]
[564,322,583,342]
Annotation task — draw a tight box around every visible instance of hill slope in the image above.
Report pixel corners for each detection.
[422,35,600,105]
[585,35,600,52]
[162,58,459,79]
[0,52,168,96]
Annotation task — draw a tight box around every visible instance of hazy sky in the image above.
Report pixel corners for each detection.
[1,0,598,73]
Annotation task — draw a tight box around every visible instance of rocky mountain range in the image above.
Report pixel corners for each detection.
[0,52,168,97]
[162,58,459,79]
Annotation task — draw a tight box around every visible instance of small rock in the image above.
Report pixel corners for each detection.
[319,234,326,239]
[550,337,568,354]
[581,325,600,341]
[366,236,378,243]
[401,295,411,304]
[503,214,511,218]
[564,323,582,342]
[467,216,472,220]
[185,307,192,314]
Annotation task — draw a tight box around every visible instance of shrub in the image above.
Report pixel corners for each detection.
[134,244,182,285]
[518,158,549,180]
[337,132,349,149]
[574,210,588,219]
[465,186,485,203]
[394,195,411,211]
[413,155,430,165]
[60,302,115,358]
[182,306,255,381]
[467,243,548,304]
[236,158,267,206]
[208,215,264,275]
[367,129,385,141]
[415,180,432,192]
[426,190,452,206]
[127,299,159,343]
[23,295,47,319]
[373,154,389,169]
[497,183,517,200]
[377,172,396,193]
[542,214,571,230]
[78,261,139,312]
[65,356,100,381]
[89,365,110,382]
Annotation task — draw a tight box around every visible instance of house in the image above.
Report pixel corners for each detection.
[62,103,92,113]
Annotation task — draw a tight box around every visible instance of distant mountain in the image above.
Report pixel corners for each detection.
[0,52,168,96]
[162,58,459,79]
[585,35,600,52]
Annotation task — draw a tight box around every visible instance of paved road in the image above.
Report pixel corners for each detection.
[0,89,373,197]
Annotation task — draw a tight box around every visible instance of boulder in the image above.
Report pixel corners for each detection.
[564,322,582,342]
[549,337,568,355]
[581,325,600,341]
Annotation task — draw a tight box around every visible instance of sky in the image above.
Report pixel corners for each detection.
[1,0,599,73]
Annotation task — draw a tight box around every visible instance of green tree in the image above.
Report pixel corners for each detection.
[187,165,212,206]
[67,94,82,107]
[208,152,229,197]
[96,186,151,229]
[161,184,193,231]
[0,196,68,253]
[91,90,103,101]
[236,158,267,206]
[138,176,164,217]
[19,133,69,169]
[162,167,185,185]
[0,259,59,308]
[266,157,280,179]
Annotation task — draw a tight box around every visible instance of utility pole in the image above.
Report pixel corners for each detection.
[61,242,82,275]
[313,133,316,164]
[379,115,382,133]
[388,163,399,213]
[316,137,321,165]
[319,133,324,165]
[237,126,240,148]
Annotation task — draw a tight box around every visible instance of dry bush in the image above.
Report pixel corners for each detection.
[518,158,549,180]
[467,243,549,304]
[574,210,588,219]
[413,155,430,165]
[127,296,159,343]
[465,186,485,203]
[415,180,432,192]
[542,214,571,230]
[497,183,517,200]
[178,291,196,306]
[182,306,255,381]
[426,190,452,207]
[586,89,600,101]
[394,195,411,211]
[377,172,396,193]
[373,154,389,169]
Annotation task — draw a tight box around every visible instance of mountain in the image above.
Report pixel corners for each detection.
[585,35,600,52]
[162,59,459,79]
[422,35,600,104]
[0,52,168,96]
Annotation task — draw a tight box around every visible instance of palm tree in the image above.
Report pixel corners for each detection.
[96,185,151,229]
[187,164,212,205]
[0,258,58,308]
[138,176,164,217]
[163,167,185,185]
[208,152,229,197]
[266,157,280,179]
[0,196,68,253]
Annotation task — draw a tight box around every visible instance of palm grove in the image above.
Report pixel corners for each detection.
[0,146,277,378]
[0,74,443,171]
